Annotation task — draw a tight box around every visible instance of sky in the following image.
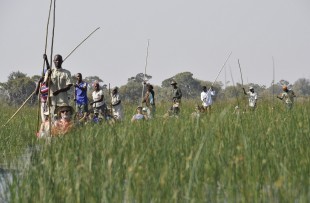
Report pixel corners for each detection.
[0,0,309,88]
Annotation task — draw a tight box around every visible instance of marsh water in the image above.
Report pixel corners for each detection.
[0,146,35,202]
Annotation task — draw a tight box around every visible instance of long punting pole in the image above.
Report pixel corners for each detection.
[238,59,244,87]
[229,66,240,107]
[63,27,100,62]
[2,91,36,127]
[36,0,53,132]
[207,51,232,93]
[48,0,56,136]
[141,39,150,105]
[272,56,275,108]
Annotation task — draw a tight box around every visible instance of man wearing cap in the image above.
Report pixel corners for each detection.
[43,54,73,115]
[142,83,156,118]
[74,73,88,121]
[171,80,182,115]
[277,85,296,110]
[201,86,215,113]
[243,86,257,110]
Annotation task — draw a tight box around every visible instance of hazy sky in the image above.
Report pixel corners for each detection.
[1,0,309,87]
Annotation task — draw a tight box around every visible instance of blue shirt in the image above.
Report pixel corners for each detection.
[75,81,88,105]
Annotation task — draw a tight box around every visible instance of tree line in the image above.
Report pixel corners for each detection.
[1,71,310,106]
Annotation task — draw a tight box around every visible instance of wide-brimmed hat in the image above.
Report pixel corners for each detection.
[170,80,177,85]
[54,105,74,116]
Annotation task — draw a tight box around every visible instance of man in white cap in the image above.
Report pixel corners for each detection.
[243,86,257,110]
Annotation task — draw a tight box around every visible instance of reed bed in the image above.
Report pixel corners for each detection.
[1,100,309,202]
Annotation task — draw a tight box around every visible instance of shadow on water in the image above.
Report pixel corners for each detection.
[0,168,12,203]
[0,145,38,202]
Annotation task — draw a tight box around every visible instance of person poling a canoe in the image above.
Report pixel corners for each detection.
[43,54,73,117]
[201,85,215,114]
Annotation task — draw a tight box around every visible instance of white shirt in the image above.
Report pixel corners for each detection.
[246,91,257,107]
[92,90,105,107]
[44,67,72,105]
[111,93,121,106]
[201,90,215,107]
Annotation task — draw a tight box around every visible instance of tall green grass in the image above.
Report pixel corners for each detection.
[1,100,309,202]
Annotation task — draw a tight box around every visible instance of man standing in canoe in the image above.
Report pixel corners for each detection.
[43,54,73,117]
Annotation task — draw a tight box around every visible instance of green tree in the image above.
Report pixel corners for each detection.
[128,73,152,83]
[119,81,143,103]
[0,71,36,106]
[119,73,153,103]
[222,85,242,100]
[161,72,223,101]
[293,78,310,96]
[31,75,42,83]
[161,72,201,98]
[84,76,104,88]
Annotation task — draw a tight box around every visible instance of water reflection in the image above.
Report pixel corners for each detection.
[0,168,12,203]
[0,145,35,202]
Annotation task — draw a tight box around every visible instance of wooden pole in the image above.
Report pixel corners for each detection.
[48,0,56,136]
[2,91,36,127]
[63,27,100,62]
[272,56,275,108]
[229,66,240,107]
[238,59,244,87]
[141,39,150,106]
[36,0,53,132]
[207,51,232,94]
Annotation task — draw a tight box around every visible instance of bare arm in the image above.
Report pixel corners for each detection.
[53,84,72,96]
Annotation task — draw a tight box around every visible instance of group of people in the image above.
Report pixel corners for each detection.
[36,54,124,137]
[35,53,296,137]
[242,85,296,111]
